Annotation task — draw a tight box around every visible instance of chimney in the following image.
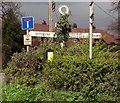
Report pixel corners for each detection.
[72,23,77,29]
[42,20,47,25]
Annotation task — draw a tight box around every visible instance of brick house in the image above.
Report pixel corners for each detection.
[32,23,49,46]
[31,22,120,46]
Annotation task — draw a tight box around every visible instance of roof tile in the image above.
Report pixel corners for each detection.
[33,24,120,45]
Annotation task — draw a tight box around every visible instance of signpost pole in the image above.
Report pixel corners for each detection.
[89,1,94,60]
[26,21,29,52]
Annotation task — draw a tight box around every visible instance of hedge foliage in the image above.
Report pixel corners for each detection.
[4,48,45,86]
[2,84,117,102]
[3,40,120,101]
[43,40,119,100]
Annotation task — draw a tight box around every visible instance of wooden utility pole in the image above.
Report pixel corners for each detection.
[48,0,52,32]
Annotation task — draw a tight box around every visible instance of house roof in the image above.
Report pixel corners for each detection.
[33,23,49,31]
[110,34,120,45]
[33,23,120,45]
[71,28,120,45]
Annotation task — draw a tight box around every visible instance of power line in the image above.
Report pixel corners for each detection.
[54,10,59,20]
[94,2,117,20]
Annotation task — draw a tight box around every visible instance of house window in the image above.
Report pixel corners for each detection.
[72,38,78,43]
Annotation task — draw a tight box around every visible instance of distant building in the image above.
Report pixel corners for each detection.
[31,21,49,46]
[31,22,120,46]
[71,27,120,45]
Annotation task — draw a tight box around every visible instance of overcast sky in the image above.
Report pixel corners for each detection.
[20,2,118,34]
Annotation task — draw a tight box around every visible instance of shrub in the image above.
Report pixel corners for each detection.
[2,84,117,102]
[2,84,38,101]
[4,48,45,86]
[2,44,12,67]
[43,40,119,101]
[3,40,119,101]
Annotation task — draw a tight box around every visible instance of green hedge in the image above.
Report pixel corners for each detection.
[3,40,120,101]
[43,41,119,100]
[2,84,117,102]
[4,48,45,86]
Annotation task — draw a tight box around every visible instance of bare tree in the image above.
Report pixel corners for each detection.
[108,0,120,33]
[110,0,120,12]
[0,2,22,19]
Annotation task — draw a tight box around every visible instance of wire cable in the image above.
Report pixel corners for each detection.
[94,2,117,20]
[54,10,59,20]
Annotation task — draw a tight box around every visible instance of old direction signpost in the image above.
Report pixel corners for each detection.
[29,31,101,39]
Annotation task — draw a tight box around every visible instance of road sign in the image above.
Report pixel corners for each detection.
[24,35,32,45]
[21,16,34,30]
